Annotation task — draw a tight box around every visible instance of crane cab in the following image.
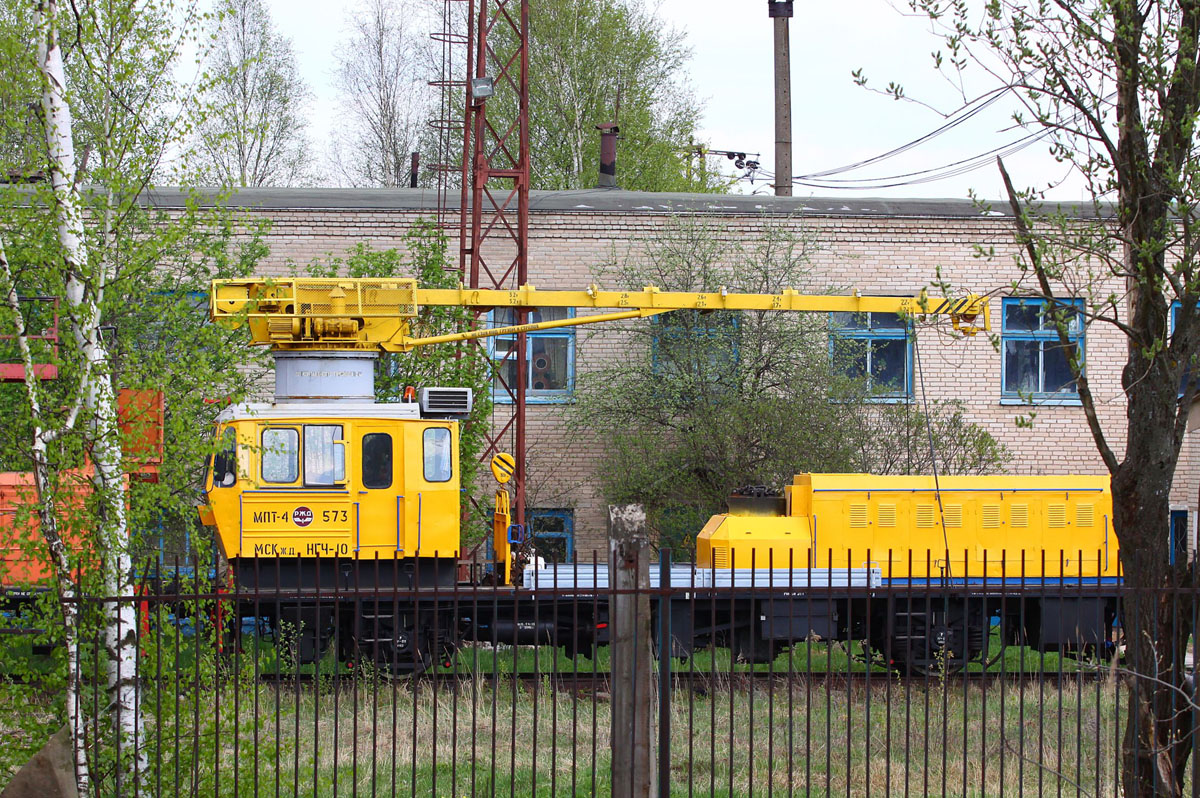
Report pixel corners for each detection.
[199,390,470,591]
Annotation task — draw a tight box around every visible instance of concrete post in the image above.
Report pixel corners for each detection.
[609,503,654,798]
[769,0,794,197]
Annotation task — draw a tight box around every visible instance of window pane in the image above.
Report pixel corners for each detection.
[1004,339,1040,394]
[1172,303,1197,396]
[531,514,566,535]
[304,425,345,486]
[423,428,452,482]
[261,428,299,483]
[1004,302,1041,331]
[531,535,570,564]
[530,307,570,324]
[362,433,392,489]
[212,428,237,488]
[529,510,572,563]
[491,308,574,402]
[492,336,519,396]
[495,306,571,326]
[870,312,906,330]
[1043,342,1079,393]
[1041,303,1081,334]
[831,311,867,330]
[654,316,735,380]
[831,337,868,381]
[530,336,569,391]
[870,339,907,393]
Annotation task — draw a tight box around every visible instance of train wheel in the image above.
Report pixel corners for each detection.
[351,612,433,676]
[886,638,969,676]
[390,626,434,675]
[886,603,983,676]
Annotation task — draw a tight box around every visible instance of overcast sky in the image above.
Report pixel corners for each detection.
[262,0,1083,201]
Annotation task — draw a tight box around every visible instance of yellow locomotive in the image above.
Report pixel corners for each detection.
[196,355,479,666]
[699,473,1117,579]
[198,389,468,580]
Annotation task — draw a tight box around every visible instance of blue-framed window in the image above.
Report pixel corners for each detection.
[527,508,574,563]
[829,311,912,400]
[487,307,575,403]
[650,310,739,379]
[1001,297,1084,403]
[1170,508,1189,566]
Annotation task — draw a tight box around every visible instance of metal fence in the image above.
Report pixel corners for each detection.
[3,550,1198,797]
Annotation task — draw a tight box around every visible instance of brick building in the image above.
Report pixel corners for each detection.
[168,187,1200,559]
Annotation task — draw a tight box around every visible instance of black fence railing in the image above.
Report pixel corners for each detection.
[2,550,1198,796]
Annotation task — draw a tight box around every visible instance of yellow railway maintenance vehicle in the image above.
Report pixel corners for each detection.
[692,474,1118,670]
[698,473,1117,579]
[197,277,1033,672]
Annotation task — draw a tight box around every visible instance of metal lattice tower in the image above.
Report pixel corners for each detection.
[434,0,531,541]
[463,0,531,533]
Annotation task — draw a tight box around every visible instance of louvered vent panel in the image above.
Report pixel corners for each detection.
[419,387,474,416]
[713,547,728,569]
[849,505,869,528]
[878,504,897,527]
[1076,504,1094,527]
[1011,504,1029,527]
[982,504,1001,528]
[1048,504,1067,528]
[943,504,963,528]
[916,505,935,528]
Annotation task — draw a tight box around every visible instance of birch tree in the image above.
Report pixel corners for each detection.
[193,0,315,187]
[331,0,434,187]
[31,0,144,784]
[0,0,268,790]
[0,249,92,792]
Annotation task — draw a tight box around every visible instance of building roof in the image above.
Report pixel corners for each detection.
[143,186,1102,220]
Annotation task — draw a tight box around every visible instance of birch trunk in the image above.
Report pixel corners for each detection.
[36,0,144,785]
[0,243,90,797]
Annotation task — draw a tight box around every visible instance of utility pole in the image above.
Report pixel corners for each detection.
[769,0,793,197]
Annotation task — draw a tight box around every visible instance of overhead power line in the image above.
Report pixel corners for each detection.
[775,87,1110,191]
[790,126,1051,190]
[794,87,1010,181]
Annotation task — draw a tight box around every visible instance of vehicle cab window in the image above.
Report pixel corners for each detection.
[304,425,346,486]
[261,427,299,483]
[211,428,238,487]
[423,428,452,482]
[362,433,392,489]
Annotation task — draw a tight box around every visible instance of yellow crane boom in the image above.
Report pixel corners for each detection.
[210,277,989,351]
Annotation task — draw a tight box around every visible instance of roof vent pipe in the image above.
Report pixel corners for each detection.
[596,123,619,188]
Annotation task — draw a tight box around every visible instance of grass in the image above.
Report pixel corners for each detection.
[438,629,1089,676]
[0,627,1139,796]
[120,657,1130,798]
[227,621,1094,679]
